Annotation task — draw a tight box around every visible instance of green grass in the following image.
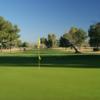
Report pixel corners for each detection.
[0,49,69,56]
[0,67,100,100]
[0,49,100,100]
[0,55,99,67]
[0,48,84,56]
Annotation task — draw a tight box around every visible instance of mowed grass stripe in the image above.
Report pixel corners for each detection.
[0,55,99,67]
[0,67,100,100]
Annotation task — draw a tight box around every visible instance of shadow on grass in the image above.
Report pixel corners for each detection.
[0,55,100,68]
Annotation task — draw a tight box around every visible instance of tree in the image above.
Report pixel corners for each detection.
[88,22,100,51]
[16,39,22,49]
[65,27,87,48]
[48,34,57,48]
[40,34,57,48]
[22,42,29,47]
[21,42,29,51]
[40,37,48,48]
[59,36,80,53]
[0,16,20,49]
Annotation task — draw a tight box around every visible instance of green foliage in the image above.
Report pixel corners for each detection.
[65,27,87,47]
[88,22,100,50]
[40,37,48,48]
[21,42,29,48]
[40,34,57,48]
[0,16,20,49]
[59,36,80,53]
[47,34,57,48]
[59,27,87,53]
[59,36,71,47]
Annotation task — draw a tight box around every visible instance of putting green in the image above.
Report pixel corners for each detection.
[0,67,100,100]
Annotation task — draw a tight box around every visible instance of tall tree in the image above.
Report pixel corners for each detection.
[59,36,80,53]
[40,37,48,47]
[88,22,100,51]
[0,16,20,49]
[48,34,57,48]
[65,27,87,48]
[40,34,57,48]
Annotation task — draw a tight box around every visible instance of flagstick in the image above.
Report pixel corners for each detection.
[38,38,41,69]
[38,47,40,69]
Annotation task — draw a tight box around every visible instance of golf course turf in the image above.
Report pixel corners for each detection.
[0,54,99,67]
[0,50,100,100]
[0,67,100,100]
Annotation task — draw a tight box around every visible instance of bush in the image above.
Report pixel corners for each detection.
[93,48,100,51]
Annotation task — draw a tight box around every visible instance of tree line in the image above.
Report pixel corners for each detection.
[0,16,100,52]
[40,23,100,52]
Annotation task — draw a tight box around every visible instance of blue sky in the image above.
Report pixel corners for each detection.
[0,0,100,43]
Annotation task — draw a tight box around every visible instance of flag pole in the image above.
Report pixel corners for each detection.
[38,38,41,69]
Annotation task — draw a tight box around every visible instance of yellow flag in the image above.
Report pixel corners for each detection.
[37,38,40,49]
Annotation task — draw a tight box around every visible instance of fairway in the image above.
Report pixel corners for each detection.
[0,67,100,100]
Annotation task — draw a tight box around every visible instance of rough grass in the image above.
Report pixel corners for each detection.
[0,67,100,100]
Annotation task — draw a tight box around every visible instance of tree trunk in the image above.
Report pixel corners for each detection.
[71,44,81,53]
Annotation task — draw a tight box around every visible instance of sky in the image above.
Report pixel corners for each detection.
[0,0,100,43]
